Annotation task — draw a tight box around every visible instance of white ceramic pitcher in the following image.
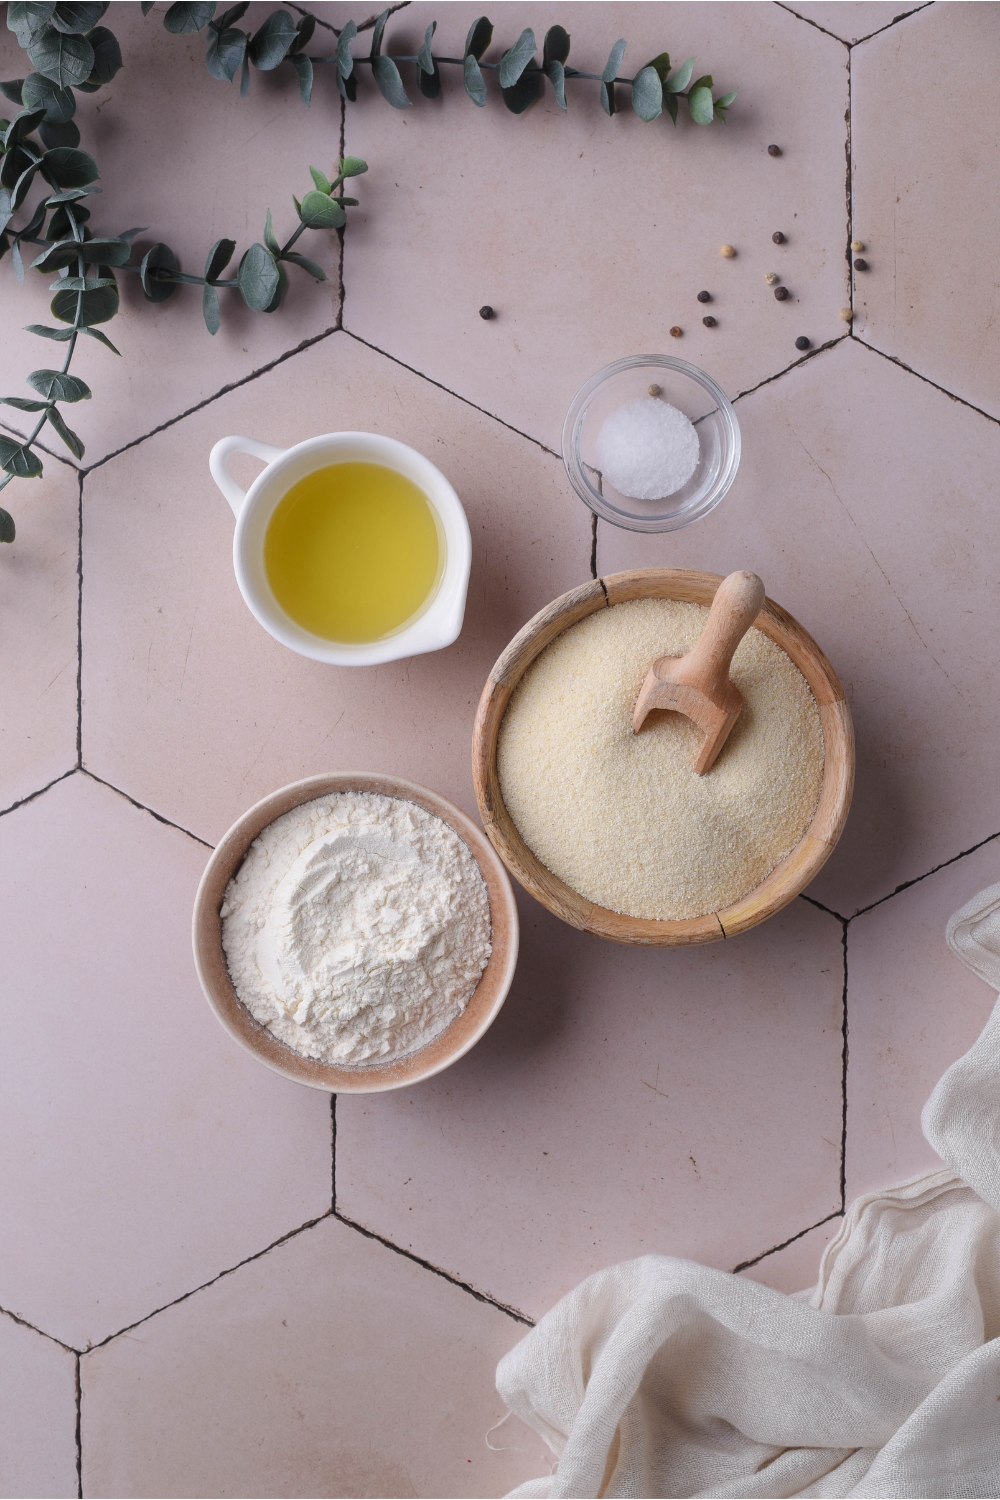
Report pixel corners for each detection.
[209,431,472,667]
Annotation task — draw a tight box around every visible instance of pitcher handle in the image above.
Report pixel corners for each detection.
[209,435,287,517]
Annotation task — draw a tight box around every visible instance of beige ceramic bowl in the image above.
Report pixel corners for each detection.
[192,773,519,1092]
[473,568,855,947]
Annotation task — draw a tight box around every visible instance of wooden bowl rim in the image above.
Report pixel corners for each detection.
[472,568,855,946]
[192,772,519,1092]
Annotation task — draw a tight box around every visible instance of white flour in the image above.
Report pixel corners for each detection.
[220,791,492,1067]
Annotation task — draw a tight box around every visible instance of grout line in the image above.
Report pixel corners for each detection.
[730,334,849,406]
[589,513,598,579]
[341,328,560,458]
[0,766,78,824]
[847,1,935,46]
[81,326,341,476]
[333,1211,534,1327]
[852,337,1000,430]
[776,0,933,47]
[0,1299,77,1354]
[774,3,849,47]
[335,84,346,326]
[798,891,849,924]
[76,470,83,768]
[330,1094,338,1212]
[845,28,854,305]
[84,1211,335,1354]
[74,1352,82,1500]
[732,1209,844,1275]
[839,917,849,1210]
[852,826,1000,920]
[79,769,214,849]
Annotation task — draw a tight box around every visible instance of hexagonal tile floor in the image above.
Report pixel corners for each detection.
[2,2,997,1496]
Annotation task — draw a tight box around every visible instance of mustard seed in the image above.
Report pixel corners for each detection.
[720,243,736,258]
[697,290,711,303]
[767,144,782,156]
[479,305,494,319]
[765,272,779,285]
[850,239,864,253]
[670,326,682,338]
[839,307,853,322]
[774,286,789,301]
[648,383,662,397]
[795,336,811,350]
[702,315,717,327]
[772,231,785,244]
[853,258,868,271]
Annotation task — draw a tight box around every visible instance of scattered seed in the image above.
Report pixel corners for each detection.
[772,231,786,245]
[839,307,853,322]
[795,336,811,350]
[853,258,868,271]
[767,144,782,156]
[670,326,683,338]
[697,290,711,303]
[850,239,864,253]
[702,315,717,327]
[720,244,736,258]
[774,286,790,301]
[479,305,494,319]
[765,272,779,286]
[648,383,662,396]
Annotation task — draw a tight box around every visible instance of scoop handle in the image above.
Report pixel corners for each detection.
[678,571,765,696]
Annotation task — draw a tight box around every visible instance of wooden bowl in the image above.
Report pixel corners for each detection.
[192,773,519,1091]
[472,569,854,946]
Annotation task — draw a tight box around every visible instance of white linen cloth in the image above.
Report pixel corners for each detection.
[497,881,1000,1498]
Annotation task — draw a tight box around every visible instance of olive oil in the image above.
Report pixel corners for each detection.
[264,462,442,643]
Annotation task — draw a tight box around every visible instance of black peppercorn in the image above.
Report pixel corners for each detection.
[670,326,682,338]
[772,231,785,244]
[773,286,789,301]
[795,336,811,350]
[702,315,717,327]
[853,258,868,271]
[479,305,494,319]
[767,144,782,156]
[696,290,711,303]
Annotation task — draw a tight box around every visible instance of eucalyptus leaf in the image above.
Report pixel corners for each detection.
[48,274,115,290]
[463,53,486,106]
[546,58,565,110]
[205,26,246,82]
[263,207,279,253]
[30,236,82,269]
[600,78,615,116]
[369,7,389,58]
[289,14,314,53]
[689,73,712,93]
[0,436,43,478]
[290,54,312,104]
[464,16,493,60]
[715,89,736,108]
[23,321,75,340]
[10,160,39,210]
[140,2,155,12]
[498,28,535,87]
[4,106,47,146]
[248,9,296,69]
[38,117,79,148]
[297,189,345,228]
[116,226,147,241]
[543,24,569,68]
[0,146,32,194]
[602,38,625,82]
[336,19,356,77]
[309,166,331,194]
[21,71,74,123]
[417,20,436,73]
[237,240,280,310]
[6,4,55,50]
[163,1,216,33]
[27,27,94,89]
[40,145,98,188]
[688,84,714,124]
[1,396,50,410]
[51,279,118,323]
[44,202,83,239]
[372,55,410,109]
[44,185,100,202]
[282,249,325,280]
[10,237,24,280]
[630,64,662,121]
[214,2,248,28]
[0,188,12,236]
[204,235,235,281]
[417,61,440,99]
[501,67,542,114]
[239,53,249,96]
[339,156,367,177]
[78,236,131,265]
[202,280,220,334]
[263,261,287,313]
[0,80,25,105]
[666,56,694,92]
[0,507,15,541]
[49,3,105,35]
[80,324,119,353]
[85,27,123,86]
[45,404,84,458]
[27,368,91,400]
[139,242,178,301]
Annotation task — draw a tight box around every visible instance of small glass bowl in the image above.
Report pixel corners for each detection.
[562,354,741,533]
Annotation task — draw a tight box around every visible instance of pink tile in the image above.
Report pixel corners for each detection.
[342,1,850,451]
[598,337,1000,916]
[0,461,77,810]
[337,890,844,1322]
[0,1314,77,1499]
[738,1215,842,1296]
[0,5,346,467]
[81,1215,552,1500]
[852,4,1000,419]
[846,838,1000,1202]
[784,3,926,44]
[0,773,330,1349]
[82,330,588,843]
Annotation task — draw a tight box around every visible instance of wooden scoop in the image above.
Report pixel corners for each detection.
[632,570,766,773]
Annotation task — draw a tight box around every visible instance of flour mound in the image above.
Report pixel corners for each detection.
[220,792,492,1066]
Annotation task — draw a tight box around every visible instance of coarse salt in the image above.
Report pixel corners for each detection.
[596,396,700,500]
[497,598,825,921]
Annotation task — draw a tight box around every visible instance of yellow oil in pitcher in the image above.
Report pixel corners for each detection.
[263,462,442,643]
